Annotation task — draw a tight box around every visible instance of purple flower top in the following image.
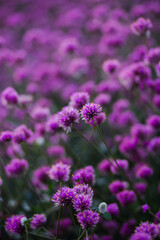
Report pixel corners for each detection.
[136,165,153,179]
[72,166,95,185]
[130,232,152,240]
[131,17,152,35]
[102,59,120,74]
[147,114,160,128]
[13,124,32,143]
[49,162,71,182]
[109,180,128,195]
[5,158,28,178]
[5,215,25,235]
[77,210,99,229]
[1,87,19,107]
[136,221,159,238]
[72,193,92,212]
[107,203,120,217]
[46,114,60,133]
[73,184,94,198]
[117,190,137,207]
[81,103,102,122]
[33,166,50,183]
[58,106,79,132]
[0,131,12,142]
[142,204,150,213]
[52,187,75,206]
[148,47,160,64]
[69,92,89,109]
[98,159,111,175]
[30,214,46,230]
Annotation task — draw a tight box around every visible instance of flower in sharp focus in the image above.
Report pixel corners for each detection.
[72,193,92,212]
[81,103,102,122]
[48,162,71,182]
[58,106,79,132]
[52,187,76,206]
[30,214,46,230]
[77,210,99,229]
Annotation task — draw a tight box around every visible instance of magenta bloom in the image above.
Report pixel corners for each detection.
[30,214,46,230]
[0,131,12,142]
[5,159,28,178]
[13,125,32,143]
[109,180,128,195]
[73,184,94,198]
[81,103,102,122]
[130,232,152,240]
[117,190,137,207]
[142,204,150,213]
[52,187,75,206]
[72,166,95,185]
[107,203,120,217]
[5,215,25,235]
[98,159,111,175]
[102,59,120,74]
[136,165,153,179]
[49,162,71,182]
[69,91,89,109]
[72,193,92,212]
[77,210,99,229]
[131,17,152,35]
[58,106,79,132]
[1,87,19,107]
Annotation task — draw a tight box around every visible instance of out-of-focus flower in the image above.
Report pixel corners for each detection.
[5,159,28,178]
[72,166,95,185]
[69,92,89,109]
[49,162,71,182]
[5,215,26,235]
[131,17,152,36]
[81,103,102,122]
[117,190,137,206]
[1,87,19,107]
[30,214,46,230]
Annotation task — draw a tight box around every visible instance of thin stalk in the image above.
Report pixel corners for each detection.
[86,230,89,240]
[56,206,61,240]
[67,206,79,235]
[28,231,56,239]
[89,228,95,240]
[24,225,29,240]
[77,229,86,240]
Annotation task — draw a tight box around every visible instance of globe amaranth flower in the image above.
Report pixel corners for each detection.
[1,87,19,107]
[52,187,75,206]
[72,166,95,185]
[134,182,147,195]
[5,215,26,235]
[136,165,153,179]
[69,91,89,109]
[117,190,137,207]
[131,17,152,36]
[130,232,152,240]
[73,184,94,198]
[136,221,159,238]
[147,114,160,129]
[30,214,46,230]
[31,106,50,122]
[58,106,79,132]
[148,47,160,64]
[77,210,99,229]
[98,159,111,175]
[46,114,60,133]
[120,219,136,237]
[88,112,106,127]
[48,162,71,182]
[107,203,119,217]
[5,158,28,178]
[13,124,32,143]
[109,180,128,195]
[81,103,102,122]
[72,193,92,212]
[142,204,150,213]
[0,131,12,142]
[102,59,120,74]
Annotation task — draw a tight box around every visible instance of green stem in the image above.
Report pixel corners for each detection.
[89,228,95,240]
[67,206,79,235]
[77,229,86,240]
[86,230,89,240]
[28,231,55,239]
[24,225,29,240]
[56,181,63,240]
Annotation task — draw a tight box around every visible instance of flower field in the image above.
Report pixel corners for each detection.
[1,0,160,239]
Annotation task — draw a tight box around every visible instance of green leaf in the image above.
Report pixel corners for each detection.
[102,212,112,221]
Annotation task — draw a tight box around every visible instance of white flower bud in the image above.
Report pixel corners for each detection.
[98,202,107,214]
[21,217,28,226]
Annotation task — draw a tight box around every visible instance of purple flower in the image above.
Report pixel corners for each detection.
[120,219,135,237]
[49,162,71,182]
[73,184,93,197]
[5,215,25,235]
[148,47,160,64]
[5,159,28,178]
[102,59,120,74]
[109,180,128,195]
[117,190,137,207]
[58,106,79,132]
[94,93,111,106]
[88,112,106,127]
[147,114,160,128]
[81,103,102,122]
[73,193,92,212]
[69,92,89,109]
[134,182,147,195]
[131,17,152,35]
[130,232,152,240]
[13,125,32,143]
[30,214,46,230]
[1,87,19,107]
[0,131,12,142]
[52,187,75,206]
[72,166,95,185]
[31,106,50,122]
[136,165,153,179]
[136,222,159,237]
[46,114,60,133]
[107,203,120,217]
[142,204,150,213]
[77,210,99,229]
[98,159,111,175]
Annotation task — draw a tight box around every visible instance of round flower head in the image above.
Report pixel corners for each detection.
[102,59,120,74]
[31,106,50,122]
[142,204,150,213]
[107,203,119,217]
[52,187,75,206]
[73,184,94,198]
[88,112,106,127]
[69,92,89,109]
[30,214,46,230]
[5,159,28,178]
[13,125,32,143]
[147,114,160,128]
[131,17,152,36]
[73,193,92,212]
[0,131,12,142]
[98,159,111,175]
[1,87,19,107]
[109,180,128,194]
[130,232,152,240]
[46,114,59,133]
[99,202,107,214]
[81,103,102,122]
[58,106,79,132]
[77,210,99,229]
[49,162,71,182]
[117,190,137,207]
[72,166,95,185]
[136,165,153,179]
[5,215,25,235]
[148,47,160,64]
[136,222,159,237]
